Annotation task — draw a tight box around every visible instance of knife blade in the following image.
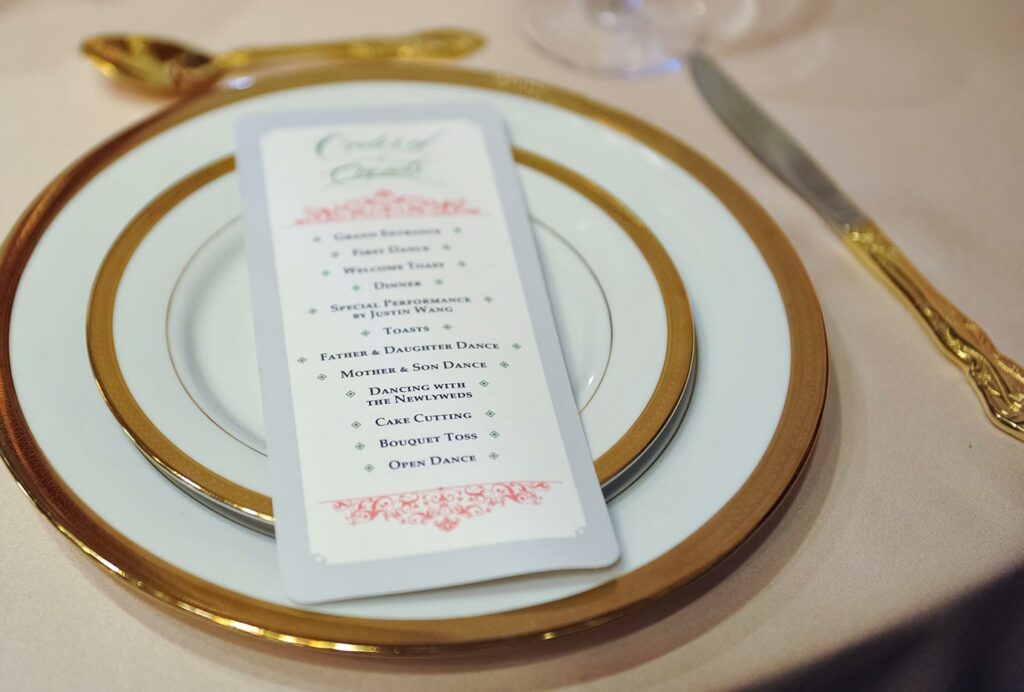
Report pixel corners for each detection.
[690,52,865,232]
[690,52,1024,442]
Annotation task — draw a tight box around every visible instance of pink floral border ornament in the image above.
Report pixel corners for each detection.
[324,481,557,532]
[294,189,481,226]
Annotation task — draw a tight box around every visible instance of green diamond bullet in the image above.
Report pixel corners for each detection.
[364,464,374,472]
[355,442,365,450]
[434,278,443,285]
[352,284,360,291]
[511,343,521,350]
[454,227,462,234]
[297,356,307,364]
[458,260,466,267]
[313,236,321,242]
[331,251,339,258]
[308,308,317,314]
[442,243,451,250]
[499,361,509,368]
[489,452,499,460]
[322,270,330,276]
[360,329,370,337]
[317,373,327,381]
[489,431,500,438]
[483,296,493,303]
[442,323,452,330]
[351,421,361,429]
[479,380,489,387]
[485,410,496,417]
[345,390,355,398]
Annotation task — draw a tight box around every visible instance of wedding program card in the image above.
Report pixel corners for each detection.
[236,104,619,603]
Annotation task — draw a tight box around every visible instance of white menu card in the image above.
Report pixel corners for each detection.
[236,104,619,603]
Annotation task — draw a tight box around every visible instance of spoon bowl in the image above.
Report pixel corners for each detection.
[82,35,223,96]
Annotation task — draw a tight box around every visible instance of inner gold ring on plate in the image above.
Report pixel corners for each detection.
[86,148,695,527]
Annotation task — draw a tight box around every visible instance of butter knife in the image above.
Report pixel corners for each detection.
[690,52,1024,442]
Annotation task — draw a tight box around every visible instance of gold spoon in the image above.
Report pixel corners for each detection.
[81,28,486,97]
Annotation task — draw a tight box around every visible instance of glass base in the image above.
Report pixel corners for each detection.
[519,0,714,77]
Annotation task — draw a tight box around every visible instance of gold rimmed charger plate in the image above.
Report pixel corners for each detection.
[0,62,826,655]
[86,149,694,530]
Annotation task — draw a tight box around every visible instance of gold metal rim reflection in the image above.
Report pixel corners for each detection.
[0,62,826,655]
[85,150,694,526]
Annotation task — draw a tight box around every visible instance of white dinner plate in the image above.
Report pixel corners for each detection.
[0,63,826,654]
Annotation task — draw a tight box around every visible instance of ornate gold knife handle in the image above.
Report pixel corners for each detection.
[845,221,1024,441]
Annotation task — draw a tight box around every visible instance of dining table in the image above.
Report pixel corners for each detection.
[1,0,1022,689]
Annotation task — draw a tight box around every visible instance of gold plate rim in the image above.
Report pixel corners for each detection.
[0,62,827,655]
[85,150,694,525]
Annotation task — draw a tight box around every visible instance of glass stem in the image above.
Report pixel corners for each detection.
[588,0,645,19]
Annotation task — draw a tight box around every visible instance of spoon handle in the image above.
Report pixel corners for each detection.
[215,28,485,69]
